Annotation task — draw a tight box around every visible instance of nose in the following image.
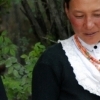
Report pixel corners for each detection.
[84,17,94,29]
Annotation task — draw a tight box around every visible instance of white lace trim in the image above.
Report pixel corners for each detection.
[58,36,100,96]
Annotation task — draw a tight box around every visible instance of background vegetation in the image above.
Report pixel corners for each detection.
[0,0,73,100]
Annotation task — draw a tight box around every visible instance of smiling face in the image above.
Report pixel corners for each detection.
[65,0,100,44]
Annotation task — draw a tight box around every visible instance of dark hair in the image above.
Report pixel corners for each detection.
[64,0,70,8]
[0,64,6,75]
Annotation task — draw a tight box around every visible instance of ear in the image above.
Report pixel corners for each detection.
[64,3,70,19]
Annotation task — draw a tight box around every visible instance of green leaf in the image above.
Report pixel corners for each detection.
[10,57,17,63]
[10,49,16,56]
[21,77,26,86]
[8,67,13,74]
[25,57,31,64]
[13,70,19,77]
[21,54,27,59]
[5,59,12,68]
[29,51,34,57]
[19,67,24,75]
[10,44,17,50]
[2,46,9,54]
[4,37,12,44]
[1,30,7,36]
[13,63,21,70]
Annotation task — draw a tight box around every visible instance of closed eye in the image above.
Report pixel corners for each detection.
[75,15,84,18]
[94,14,100,17]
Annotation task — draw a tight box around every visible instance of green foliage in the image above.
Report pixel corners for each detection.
[1,31,46,100]
[0,0,12,14]
[19,37,30,52]
[0,30,17,60]
[0,0,11,8]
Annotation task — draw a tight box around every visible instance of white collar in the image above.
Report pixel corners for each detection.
[58,36,100,96]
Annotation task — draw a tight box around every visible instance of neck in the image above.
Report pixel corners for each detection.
[75,34,99,45]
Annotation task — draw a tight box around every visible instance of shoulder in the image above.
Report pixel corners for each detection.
[38,43,65,64]
[44,43,63,55]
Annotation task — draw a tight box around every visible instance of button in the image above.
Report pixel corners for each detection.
[94,45,97,49]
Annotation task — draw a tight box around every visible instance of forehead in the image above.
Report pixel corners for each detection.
[69,0,100,11]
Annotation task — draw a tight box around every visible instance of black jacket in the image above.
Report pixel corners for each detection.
[32,43,100,100]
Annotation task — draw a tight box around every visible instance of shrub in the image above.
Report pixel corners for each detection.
[1,31,46,100]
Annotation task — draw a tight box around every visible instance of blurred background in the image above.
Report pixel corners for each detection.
[0,0,73,100]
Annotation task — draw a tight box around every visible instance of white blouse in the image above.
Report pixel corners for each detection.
[58,36,100,96]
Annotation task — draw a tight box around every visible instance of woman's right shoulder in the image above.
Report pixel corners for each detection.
[44,43,62,54]
[41,43,62,58]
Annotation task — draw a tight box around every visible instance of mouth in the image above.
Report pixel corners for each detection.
[85,31,99,36]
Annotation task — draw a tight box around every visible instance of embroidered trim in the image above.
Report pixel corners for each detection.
[58,36,100,96]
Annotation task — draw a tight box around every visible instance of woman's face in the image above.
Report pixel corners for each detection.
[65,0,100,44]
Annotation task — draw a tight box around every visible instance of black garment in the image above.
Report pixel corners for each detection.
[32,43,100,100]
[0,76,8,100]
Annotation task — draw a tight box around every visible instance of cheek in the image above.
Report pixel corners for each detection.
[95,19,100,27]
[69,16,82,30]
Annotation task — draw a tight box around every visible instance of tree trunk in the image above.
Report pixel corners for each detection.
[21,0,46,44]
[47,0,67,39]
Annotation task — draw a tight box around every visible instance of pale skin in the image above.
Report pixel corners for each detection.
[65,0,100,45]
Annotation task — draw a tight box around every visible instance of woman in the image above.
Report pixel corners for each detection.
[32,0,100,100]
[0,65,8,100]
